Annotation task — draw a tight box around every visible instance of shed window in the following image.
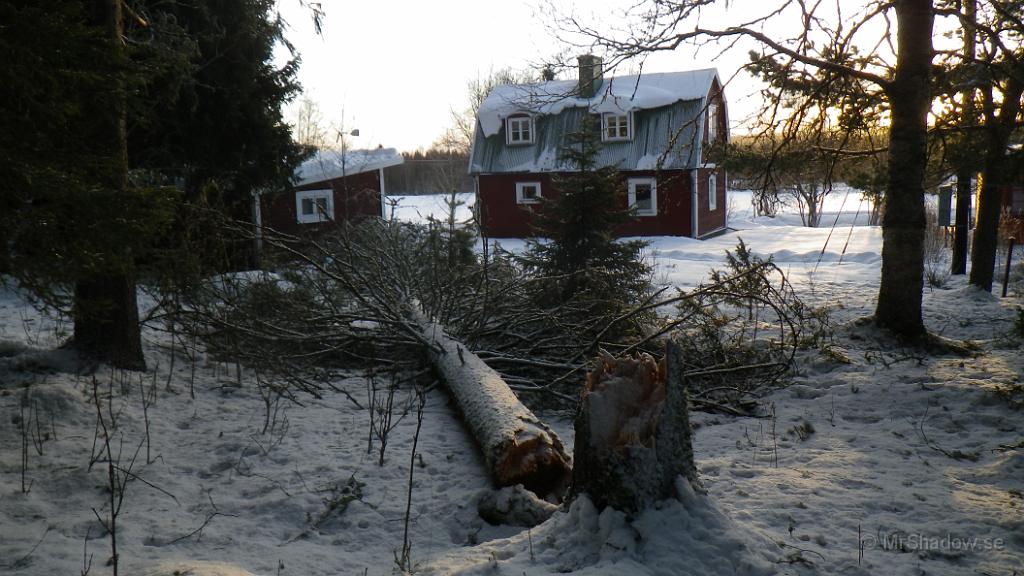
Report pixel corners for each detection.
[708,174,718,211]
[602,113,631,141]
[628,178,657,216]
[506,116,535,145]
[516,182,542,204]
[296,189,333,223]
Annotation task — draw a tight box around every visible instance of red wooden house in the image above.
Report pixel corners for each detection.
[469,56,728,238]
[256,147,403,234]
[1002,145,1024,239]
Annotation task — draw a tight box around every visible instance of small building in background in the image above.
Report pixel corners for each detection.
[1001,182,1024,239]
[469,55,728,238]
[1001,144,1024,240]
[257,148,403,235]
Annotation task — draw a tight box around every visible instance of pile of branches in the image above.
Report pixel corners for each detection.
[671,240,831,414]
[178,219,829,415]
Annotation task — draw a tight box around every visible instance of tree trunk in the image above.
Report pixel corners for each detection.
[875,0,933,339]
[951,0,975,276]
[409,306,572,502]
[953,168,973,275]
[570,340,698,514]
[69,0,146,370]
[73,275,146,371]
[969,77,1023,292]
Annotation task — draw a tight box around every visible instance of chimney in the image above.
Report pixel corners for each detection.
[577,54,603,98]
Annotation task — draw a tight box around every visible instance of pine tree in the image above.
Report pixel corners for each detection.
[521,115,651,307]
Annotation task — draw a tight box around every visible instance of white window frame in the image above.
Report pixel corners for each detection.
[506,115,535,145]
[602,112,632,142]
[708,173,718,211]
[296,189,334,223]
[628,178,657,217]
[515,181,542,204]
[707,103,719,143]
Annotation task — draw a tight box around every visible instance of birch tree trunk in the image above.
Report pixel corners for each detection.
[570,339,699,514]
[409,306,572,502]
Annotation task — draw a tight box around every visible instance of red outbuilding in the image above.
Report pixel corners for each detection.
[256,147,403,235]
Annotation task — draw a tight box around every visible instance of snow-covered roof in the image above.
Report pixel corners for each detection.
[477,69,720,138]
[294,147,403,186]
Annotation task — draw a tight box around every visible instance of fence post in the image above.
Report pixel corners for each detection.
[1003,237,1016,298]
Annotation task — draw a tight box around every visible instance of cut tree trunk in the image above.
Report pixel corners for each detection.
[408,306,572,502]
[570,339,699,514]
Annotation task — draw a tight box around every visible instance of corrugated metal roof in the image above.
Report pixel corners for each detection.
[469,100,704,174]
[477,69,720,137]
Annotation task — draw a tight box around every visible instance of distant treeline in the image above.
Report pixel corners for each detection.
[385,150,473,195]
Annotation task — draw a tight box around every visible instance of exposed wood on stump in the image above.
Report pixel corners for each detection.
[409,306,572,502]
[570,339,699,514]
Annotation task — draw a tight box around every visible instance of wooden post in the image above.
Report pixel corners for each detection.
[1002,237,1016,297]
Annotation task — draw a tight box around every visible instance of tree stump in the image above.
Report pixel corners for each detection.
[570,339,699,514]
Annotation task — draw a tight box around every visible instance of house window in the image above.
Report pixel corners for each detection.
[602,113,631,141]
[296,189,333,223]
[707,103,719,143]
[506,115,534,145]
[1013,187,1024,213]
[628,178,657,216]
[708,174,717,211]
[516,182,542,204]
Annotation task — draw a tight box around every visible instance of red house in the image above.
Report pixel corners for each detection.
[257,147,403,235]
[1001,145,1024,239]
[1002,183,1024,239]
[469,56,728,238]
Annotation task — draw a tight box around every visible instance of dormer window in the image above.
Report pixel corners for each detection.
[506,115,534,145]
[602,113,631,141]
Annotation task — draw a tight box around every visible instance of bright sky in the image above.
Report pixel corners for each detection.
[276,0,763,152]
[276,1,942,153]
[276,1,554,152]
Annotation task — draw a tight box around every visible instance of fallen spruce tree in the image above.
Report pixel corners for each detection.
[409,304,572,501]
[176,218,829,502]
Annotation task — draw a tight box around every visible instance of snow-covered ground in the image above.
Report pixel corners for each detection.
[1,190,1022,576]
[386,193,475,226]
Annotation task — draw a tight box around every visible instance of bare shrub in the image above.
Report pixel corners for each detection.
[923,205,950,288]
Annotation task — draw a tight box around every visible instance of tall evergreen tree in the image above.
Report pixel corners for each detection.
[129,0,305,213]
[0,0,305,367]
[521,116,650,305]
[0,0,179,368]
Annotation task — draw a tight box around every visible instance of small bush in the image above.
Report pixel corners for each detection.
[923,205,949,288]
